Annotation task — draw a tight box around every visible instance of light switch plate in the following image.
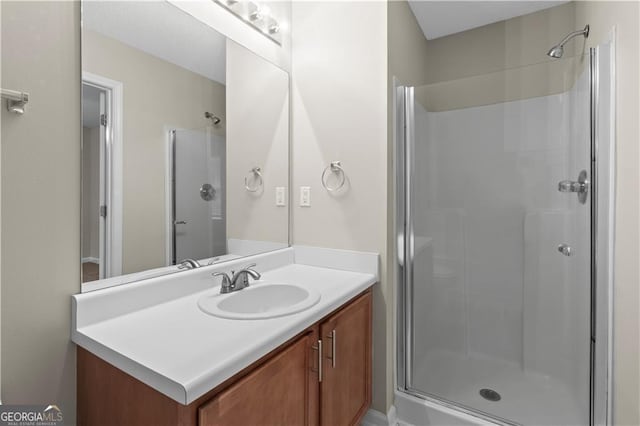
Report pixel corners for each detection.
[300,186,311,207]
[275,187,286,206]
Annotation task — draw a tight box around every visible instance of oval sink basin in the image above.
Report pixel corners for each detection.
[198,283,321,320]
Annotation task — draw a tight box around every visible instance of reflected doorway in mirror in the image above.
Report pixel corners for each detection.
[81,73,123,283]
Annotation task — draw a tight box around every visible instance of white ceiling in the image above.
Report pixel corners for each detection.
[83,1,226,84]
[407,1,570,40]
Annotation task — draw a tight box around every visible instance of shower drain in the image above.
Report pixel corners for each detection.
[479,388,502,402]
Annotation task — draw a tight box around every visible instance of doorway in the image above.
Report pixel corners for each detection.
[81,74,123,282]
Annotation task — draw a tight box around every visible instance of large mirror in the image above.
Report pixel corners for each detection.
[81,1,290,289]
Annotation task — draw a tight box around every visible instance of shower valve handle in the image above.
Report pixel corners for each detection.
[558,244,572,257]
[558,170,589,204]
[558,180,587,193]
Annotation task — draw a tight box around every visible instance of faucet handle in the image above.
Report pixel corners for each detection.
[178,258,201,269]
[212,272,233,293]
[207,257,221,266]
[230,264,261,290]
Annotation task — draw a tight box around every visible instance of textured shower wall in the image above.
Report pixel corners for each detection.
[414,70,590,404]
[424,2,577,84]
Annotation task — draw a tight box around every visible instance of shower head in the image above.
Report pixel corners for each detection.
[547,45,564,59]
[547,25,589,59]
[204,111,221,125]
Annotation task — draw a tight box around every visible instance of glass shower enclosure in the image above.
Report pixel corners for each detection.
[396,51,600,425]
[171,127,226,264]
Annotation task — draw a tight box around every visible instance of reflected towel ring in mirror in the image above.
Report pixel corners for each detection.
[321,161,346,192]
[244,167,263,192]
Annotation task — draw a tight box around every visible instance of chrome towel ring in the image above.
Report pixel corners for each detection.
[244,167,263,192]
[321,161,346,192]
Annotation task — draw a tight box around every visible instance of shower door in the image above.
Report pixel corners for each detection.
[172,127,226,264]
[398,53,594,426]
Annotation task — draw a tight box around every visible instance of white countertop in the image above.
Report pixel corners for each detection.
[72,247,378,405]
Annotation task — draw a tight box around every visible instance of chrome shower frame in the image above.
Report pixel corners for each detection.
[395,46,613,426]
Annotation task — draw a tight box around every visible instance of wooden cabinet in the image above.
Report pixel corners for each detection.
[320,292,372,426]
[199,330,316,426]
[77,289,371,426]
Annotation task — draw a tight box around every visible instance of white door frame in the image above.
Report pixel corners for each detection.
[83,72,123,278]
[98,89,107,277]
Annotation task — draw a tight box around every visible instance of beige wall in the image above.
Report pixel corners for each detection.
[0,1,79,420]
[388,2,581,129]
[226,40,289,244]
[291,1,389,411]
[83,30,225,274]
[388,0,429,88]
[574,2,640,424]
[82,127,100,260]
[416,56,580,112]
[425,2,577,84]
[421,2,578,111]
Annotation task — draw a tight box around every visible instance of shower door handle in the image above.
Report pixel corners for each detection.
[174,220,187,225]
[558,170,589,204]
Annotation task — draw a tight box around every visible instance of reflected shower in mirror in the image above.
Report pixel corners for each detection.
[81,1,289,289]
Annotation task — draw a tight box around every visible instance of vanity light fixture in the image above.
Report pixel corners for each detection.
[248,2,261,21]
[214,0,282,45]
[266,17,279,34]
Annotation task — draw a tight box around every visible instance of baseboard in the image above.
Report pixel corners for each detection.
[362,405,398,426]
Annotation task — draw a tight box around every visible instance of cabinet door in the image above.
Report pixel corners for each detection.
[320,291,372,426]
[199,331,316,426]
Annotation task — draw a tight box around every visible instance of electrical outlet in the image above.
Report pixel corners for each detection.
[275,187,286,206]
[300,186,311,207]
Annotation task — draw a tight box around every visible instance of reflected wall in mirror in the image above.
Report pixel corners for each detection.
[81,1,289,288]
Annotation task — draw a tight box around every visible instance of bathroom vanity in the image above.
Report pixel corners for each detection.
[72,247,377,425]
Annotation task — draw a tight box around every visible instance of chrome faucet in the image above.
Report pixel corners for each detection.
[212,263,261,294]
[178,258,201,269]
[231,263,261,290]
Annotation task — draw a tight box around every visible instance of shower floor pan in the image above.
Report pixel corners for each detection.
[410,350,586,425]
